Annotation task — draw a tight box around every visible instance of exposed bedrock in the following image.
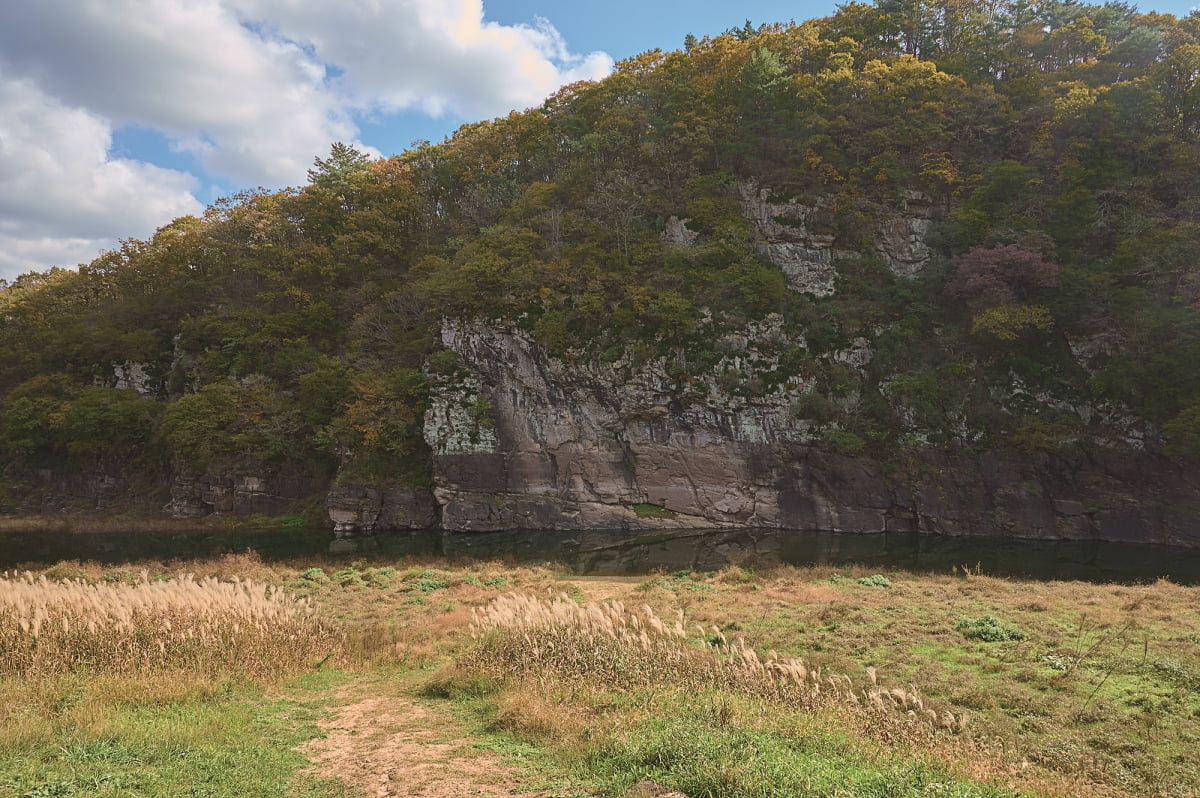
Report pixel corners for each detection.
[423,319,1200,546]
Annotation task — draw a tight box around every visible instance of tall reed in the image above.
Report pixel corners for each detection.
[464,592,965,734]
[0,570,343,680]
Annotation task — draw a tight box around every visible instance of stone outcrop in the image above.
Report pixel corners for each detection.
[112,362,157,396]
[164,473,325,518]
[738,182,936,294]
[738,182,841,296]
[662,216,700,247]
[423,319,1200,546]
[156,471,437,536]
[873,190,934,278]
[325,482,438,537]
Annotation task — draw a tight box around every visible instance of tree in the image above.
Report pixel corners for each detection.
[307,142,371,197]
[969,304,1055,340]
[947,245,1061,341]
[299,142,372,235]
[946,245,1060,307]
[52,387,162,464]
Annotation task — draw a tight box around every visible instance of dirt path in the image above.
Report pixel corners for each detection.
[302,680,551,798]
[301,578,642,798]
[568,575,645,603]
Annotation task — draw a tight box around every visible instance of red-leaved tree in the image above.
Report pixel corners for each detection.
[945,245,1059,307]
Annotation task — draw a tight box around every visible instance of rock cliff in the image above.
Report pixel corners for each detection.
[420,319,1200,547]
[164,473,328,518]
[736,181,935,295]
[144,185,1196,547]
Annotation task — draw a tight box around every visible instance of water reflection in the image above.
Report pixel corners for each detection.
[437,527,1200,584]
[2,526,1198,585]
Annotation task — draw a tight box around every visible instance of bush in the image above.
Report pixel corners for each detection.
[955,615,1025,642]
[633,503,677,519]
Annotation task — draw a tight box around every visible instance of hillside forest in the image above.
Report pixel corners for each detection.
[1,0,1198,517]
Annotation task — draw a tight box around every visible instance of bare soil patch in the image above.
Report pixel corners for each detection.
[568,576,644,603]
[299,576,647,797]
[302,680,556,798]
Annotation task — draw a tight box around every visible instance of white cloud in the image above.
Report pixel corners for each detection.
[0,0,612,281]
[234,0,613,119]
[0,77,203,280]
[0,0,359,188]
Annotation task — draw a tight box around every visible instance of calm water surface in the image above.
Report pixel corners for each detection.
[2,526,1199,584]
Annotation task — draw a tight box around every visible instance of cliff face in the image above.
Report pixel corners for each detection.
[393,185,1198,546]
[420,319,1200,547]
[736,181,935,293]
[125,187,1194,547]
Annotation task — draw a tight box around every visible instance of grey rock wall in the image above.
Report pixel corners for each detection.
[325,482,438,537]
[423,319,1200,546]
[164,473,326,518]
[737,181,935,295]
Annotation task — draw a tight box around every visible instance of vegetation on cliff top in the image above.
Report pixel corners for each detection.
[1,0,1199,505]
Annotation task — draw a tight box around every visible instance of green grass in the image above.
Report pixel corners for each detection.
[582,700,1007,798]
[457,687,1007,798]
[632,503,677,519]
[0,676,349,798]
[636,569,713,593]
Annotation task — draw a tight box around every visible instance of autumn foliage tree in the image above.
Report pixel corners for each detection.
[2,0,1200,501]
[946,245,1060,306]
[945,245,1061,340]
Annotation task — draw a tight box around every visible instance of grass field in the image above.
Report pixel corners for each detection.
[1,551,1197,797]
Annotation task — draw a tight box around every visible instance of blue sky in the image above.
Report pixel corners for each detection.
[102,1,838,182]
[0,0,1196,282]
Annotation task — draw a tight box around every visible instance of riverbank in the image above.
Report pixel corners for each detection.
[2,554,1197,796]
[0,510,323,536]
[6,521,1200,584]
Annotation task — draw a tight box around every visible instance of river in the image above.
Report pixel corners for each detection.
[2,526,1199,584]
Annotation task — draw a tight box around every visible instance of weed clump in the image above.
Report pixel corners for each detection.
[300,567,329,583]
[636,570,713,593]
[955,615,1025,642]
[856,574,891,587]
[409,569,450,592]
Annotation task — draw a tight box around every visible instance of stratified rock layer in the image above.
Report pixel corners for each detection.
[422,319,1200,547]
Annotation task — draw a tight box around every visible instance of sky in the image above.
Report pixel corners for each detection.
[0,0,1196,283]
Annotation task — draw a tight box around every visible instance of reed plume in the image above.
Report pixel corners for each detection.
[463,592,965,734]
[0,570,342,679]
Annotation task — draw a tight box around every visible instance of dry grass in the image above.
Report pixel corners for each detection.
[0,513,242,535]
[6,552,1196,797]
[460,592,964,738]
[0,569,342,679]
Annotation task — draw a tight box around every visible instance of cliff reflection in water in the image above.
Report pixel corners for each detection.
[435,527,1200,584]
[2,526,1198,585]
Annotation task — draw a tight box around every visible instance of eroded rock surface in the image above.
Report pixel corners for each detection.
[738,182,936,294]
[326,482,438,537]
[424,319,1200,546]
[164,473,325,518]
[738,182,842,296]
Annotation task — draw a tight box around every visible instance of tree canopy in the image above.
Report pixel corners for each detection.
[2,0,1199,499]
